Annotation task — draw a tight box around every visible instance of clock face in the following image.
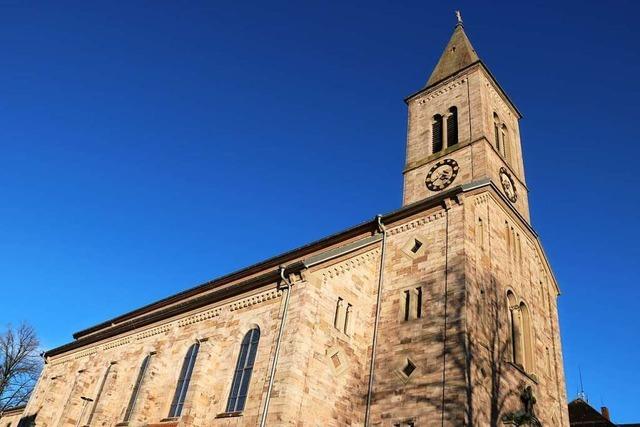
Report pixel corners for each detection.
[426,158,459,191]
[499,167,517,203]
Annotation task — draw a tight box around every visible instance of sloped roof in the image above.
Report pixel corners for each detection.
[426,23,480,87]
[568,398,615,426]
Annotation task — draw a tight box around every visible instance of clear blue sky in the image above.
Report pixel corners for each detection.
[1,0,638,422]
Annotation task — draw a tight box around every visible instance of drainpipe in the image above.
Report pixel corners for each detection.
[259,266,293,427]
[440,201,451,427]
[364,215,387,426]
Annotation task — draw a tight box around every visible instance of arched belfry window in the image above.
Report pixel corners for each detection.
[226,327,260,413]
[447,106,458,147]
[432,114,443,154]
[168,342,200,418]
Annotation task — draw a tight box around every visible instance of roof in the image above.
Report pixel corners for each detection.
[44,179,558,358]
[404,22,522,119]
[426,23,479,87]
[568,398,615,426]
[0,405,26,416]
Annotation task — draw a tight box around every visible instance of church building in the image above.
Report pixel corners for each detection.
[15,17,569,427]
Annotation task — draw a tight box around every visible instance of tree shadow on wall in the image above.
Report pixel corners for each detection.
[435,271,518,426]
[471,276,518,426]
[17,412,37,427]
[366,269,518,427]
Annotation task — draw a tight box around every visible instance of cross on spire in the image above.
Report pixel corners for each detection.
[455,10,463,26]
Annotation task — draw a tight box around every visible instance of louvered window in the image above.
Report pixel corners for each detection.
[169,342,200,418]
[447,107,458,146]
[123,353,153,422]
[226,327,260,413]
[432,114,443,154]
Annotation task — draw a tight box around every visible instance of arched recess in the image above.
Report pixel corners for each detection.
[519,302,534,372]
[506,291,523,366]
[493,112,501,153]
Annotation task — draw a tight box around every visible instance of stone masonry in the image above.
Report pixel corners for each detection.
[8,19,569,427]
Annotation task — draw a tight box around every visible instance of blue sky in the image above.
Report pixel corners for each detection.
[1,0,638,422]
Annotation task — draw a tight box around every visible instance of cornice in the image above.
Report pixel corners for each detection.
[321,249,380,282]
[48,288,282,364]
[404,61,522,119]
[388,211,445,236]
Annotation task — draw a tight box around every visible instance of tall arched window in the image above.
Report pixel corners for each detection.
[506,291,523,366]
[86,362,114,425]
[432,114,443,154]
[123,353,154,423]
[520,302,533,372]
[447,106,458,147]
[168,342,200,418]
[226,327,260,413]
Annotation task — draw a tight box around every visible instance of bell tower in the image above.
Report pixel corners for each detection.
[403,17,530,222]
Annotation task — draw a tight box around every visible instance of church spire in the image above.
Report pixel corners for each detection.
[425,12,480,87]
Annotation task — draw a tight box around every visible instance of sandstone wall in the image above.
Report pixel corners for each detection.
[465,190,569,426]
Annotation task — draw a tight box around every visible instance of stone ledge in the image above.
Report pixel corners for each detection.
[215,411,243,418]
[146,417,180,427]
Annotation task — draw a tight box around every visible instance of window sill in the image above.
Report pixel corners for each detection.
[145,420,179,427]
[507,361,539,384]
[215,411,243,419]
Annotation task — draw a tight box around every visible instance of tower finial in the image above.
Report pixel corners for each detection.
[455,10,463,27]
[578,367,588,401]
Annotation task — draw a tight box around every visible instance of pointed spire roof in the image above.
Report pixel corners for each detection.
[426,20,480,87]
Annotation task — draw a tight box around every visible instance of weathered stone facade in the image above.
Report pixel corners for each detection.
[13,20,569,427]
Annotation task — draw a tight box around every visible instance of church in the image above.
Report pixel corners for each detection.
[14,17,569,427]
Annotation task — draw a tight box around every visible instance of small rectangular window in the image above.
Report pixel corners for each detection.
[403,287,423,321]
[404,290,411,321]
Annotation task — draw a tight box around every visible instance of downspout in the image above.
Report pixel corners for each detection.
[440,201,451,427]
[259,266,293,427]
[364,215,387,426]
